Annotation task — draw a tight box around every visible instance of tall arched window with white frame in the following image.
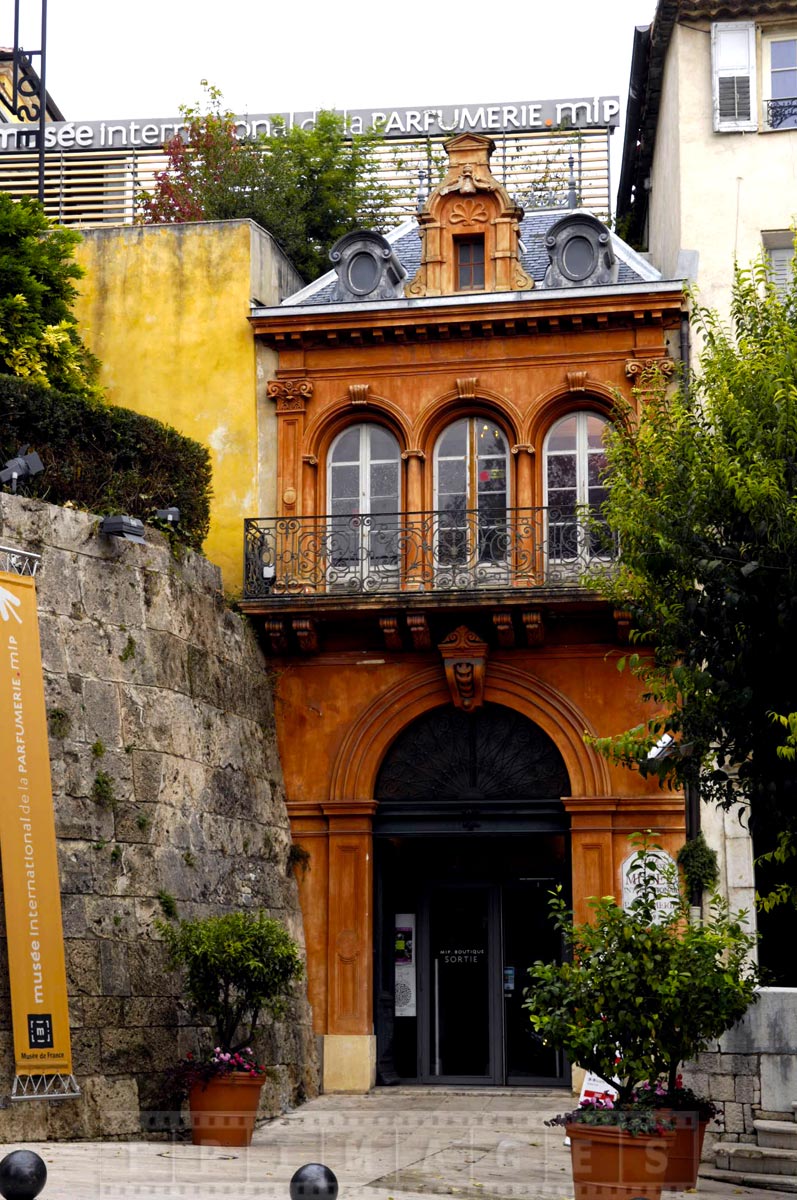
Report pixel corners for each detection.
[327,423,401,587]
[433,417,510,583]
[543,410,613,570]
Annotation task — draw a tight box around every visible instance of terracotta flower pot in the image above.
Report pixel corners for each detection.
[567,1120,674,1200]
[660,1111,707,1190]
[189,1071,265,1147]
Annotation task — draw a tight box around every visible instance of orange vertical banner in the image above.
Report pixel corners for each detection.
[0,569,76,1096]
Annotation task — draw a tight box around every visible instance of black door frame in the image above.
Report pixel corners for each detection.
[374,833,571,1088]
[416,881,503,1086]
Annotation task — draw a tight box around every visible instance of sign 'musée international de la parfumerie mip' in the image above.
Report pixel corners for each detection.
[0,96,621,152]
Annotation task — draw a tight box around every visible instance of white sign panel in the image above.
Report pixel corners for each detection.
[0,96,621,153]
[621,850,679,922]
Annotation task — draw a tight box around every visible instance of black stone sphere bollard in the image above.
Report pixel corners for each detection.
[0,1150,47,1200]
[289,1163,339,1200]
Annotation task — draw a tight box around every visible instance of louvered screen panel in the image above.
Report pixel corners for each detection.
[718,75,752,122]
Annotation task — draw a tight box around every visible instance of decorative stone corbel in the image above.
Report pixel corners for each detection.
[522,610,544,646]
[265,620,288,655]
[438,626,489,711]
[379,616,403,650]
[456,377,479,399]
[407,613,431,650]
[566,370,589,392]
[613,609,632,644]
[293,618,318,653]
[493,612,515,648]
[349,384,370,406]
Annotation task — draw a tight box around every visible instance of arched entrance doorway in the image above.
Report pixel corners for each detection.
[373,702,571,1086]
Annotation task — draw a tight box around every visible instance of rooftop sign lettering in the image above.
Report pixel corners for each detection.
[0,97,621,152]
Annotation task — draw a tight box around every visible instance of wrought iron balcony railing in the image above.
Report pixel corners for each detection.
[766,97,797,129]
[243,508,617,601]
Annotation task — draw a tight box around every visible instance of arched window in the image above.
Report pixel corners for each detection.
[327,423,401,582]
[434,417,509,573]
[543,411,612,566]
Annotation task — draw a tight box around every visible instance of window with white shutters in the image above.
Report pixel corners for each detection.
[712,21,758,132]
[769,246,794,293]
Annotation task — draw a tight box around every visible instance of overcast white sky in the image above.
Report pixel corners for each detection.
[8,1,658,124]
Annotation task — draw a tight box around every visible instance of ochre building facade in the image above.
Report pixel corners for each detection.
[244,135,687,1092]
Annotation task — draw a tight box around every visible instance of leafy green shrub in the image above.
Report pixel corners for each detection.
[525,835,758,1103]
[0,374,211,550]
[156,909,303,1053]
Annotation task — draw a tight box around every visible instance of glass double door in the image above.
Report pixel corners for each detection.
[378,836,568,1086]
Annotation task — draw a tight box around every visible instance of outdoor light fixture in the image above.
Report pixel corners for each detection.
[0,447,44,493]
[647,732,675,760]
[155,507,180,525]
[99,515,146,545]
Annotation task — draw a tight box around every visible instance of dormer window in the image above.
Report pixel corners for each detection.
[543,213,618,288]
[348,251,381,295]
[405,133,533,298]
[329,231,407,302]
[456,237,485,291]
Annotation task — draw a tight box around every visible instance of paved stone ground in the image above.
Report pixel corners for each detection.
[12,1089,797,1200]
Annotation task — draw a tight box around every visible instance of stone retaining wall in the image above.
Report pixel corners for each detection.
[683,987,795,1151]
[0,494,319,1138]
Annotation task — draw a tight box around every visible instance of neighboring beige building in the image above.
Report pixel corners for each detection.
[617,5,797,1181]
[617,0,797,319]
[617,0,797,923]
[72,220,302,588]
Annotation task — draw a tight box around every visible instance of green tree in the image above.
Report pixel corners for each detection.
[591,260,797,927]
[525,838,757,1102]
[157,910,303,1053]
[0,193,99,395]
[138,83,391,282]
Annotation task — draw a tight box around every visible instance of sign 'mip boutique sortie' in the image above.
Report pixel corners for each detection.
[0,96,621,151]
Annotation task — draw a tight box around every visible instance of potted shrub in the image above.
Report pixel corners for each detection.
[158,909,304,1146]
[524,835,758,1199]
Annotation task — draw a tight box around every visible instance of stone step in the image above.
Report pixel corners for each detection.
[715,1143,797,1177]
[757,1119,797,1149]
[701,1165,797,1193]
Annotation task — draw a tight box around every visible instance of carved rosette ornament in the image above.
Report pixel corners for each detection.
[438,625,489,711]
[267,379,314,412]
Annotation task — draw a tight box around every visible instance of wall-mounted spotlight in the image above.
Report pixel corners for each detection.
[155,507,180,525]
[0,447,44,493]
[99,516,146,545]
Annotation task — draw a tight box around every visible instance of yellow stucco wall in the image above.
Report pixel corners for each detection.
[72,219,301,589]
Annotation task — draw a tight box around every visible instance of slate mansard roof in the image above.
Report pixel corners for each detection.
[279,208,665,310]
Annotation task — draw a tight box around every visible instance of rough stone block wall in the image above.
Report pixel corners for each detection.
[0,494,319,1138]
